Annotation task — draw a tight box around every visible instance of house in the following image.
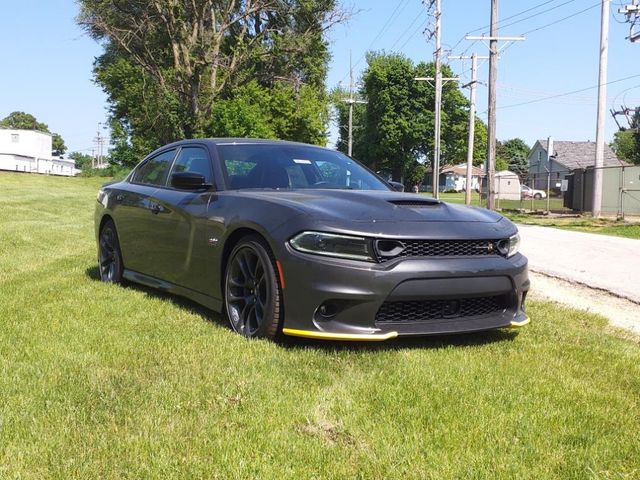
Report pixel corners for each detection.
[527,139,625,190]
[0,129,77,176]
[439,164,485,192]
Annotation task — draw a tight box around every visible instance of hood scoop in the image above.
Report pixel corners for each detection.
[388,198,441,208]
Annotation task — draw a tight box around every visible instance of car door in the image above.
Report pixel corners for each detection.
[113,148,177,277]
[150,145,223,294]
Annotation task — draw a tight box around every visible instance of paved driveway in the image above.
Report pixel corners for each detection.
[518,225,640,304]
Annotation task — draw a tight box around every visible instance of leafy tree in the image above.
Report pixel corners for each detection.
[611,129,640,165]
[0,111,67,156]
[334,53,487,182]
[68,151,94,170]
[496,138,530,175]
[405,163,428,191]
[78,0,345,166]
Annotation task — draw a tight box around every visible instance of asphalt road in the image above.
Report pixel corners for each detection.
[518,225,640,304]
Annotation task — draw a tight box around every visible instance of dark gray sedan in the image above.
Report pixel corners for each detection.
[95,139,529,341]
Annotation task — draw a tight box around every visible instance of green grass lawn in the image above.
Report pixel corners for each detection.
[1,171,639,479]
[504,214,640,240]
[426,191,566,211]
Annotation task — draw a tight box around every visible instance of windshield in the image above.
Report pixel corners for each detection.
[218,143,390,191]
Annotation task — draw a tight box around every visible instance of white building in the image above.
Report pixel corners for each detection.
[439,164,485,192]
[0,129,78,176]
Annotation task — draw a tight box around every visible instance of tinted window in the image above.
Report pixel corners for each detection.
[170,147,213,184]
[131,149,176,186]
[218,144,389,191]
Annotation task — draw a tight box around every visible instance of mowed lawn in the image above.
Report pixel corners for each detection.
[1,171,639,479]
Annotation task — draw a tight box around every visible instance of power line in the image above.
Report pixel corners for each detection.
[469,0,564,34]
[494,0,580,32]
[492,73,640,111]
[396,19,429,51]
[520,1,601,35]
[337,0,410,84]
[449,0,570,55]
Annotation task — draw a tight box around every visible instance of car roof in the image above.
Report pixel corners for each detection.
[158,138,329,150]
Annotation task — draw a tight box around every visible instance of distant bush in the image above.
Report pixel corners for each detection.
[79,165,130,180]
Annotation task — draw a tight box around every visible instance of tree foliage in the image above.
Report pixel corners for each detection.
[611,129,640,165]
[78,0,345,167]
[610,108,640,165]
[496,138,530,175]
[0,111,67,156]
[68,151,94,171]
[333,53,487,183]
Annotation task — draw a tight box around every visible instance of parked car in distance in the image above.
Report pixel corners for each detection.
[95,139,529,341]
[521,184,547,200]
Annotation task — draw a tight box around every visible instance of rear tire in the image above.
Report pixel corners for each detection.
[98,219,124,283]
[224,235,282,339]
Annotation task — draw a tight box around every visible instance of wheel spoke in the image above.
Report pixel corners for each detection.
[228,276,248,288]
[237,252,252,283]
[226,290,245,302]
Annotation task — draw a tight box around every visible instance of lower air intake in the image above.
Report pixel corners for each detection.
[375,295,508,323]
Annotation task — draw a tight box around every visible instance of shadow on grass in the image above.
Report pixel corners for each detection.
[86,265,519,352]
[85,266,225,328]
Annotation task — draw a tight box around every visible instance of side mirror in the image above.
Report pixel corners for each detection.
[388,181,405,192]
[171,172,212,190]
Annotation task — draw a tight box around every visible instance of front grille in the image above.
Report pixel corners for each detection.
[376,239,501,262]
[375,295,507,323]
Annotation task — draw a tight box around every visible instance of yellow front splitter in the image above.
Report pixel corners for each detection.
[509,317,531,328]
[282,328,398,342]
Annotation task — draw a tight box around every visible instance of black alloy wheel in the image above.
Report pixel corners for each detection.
[225,236,281,339]
[98,220,124,283]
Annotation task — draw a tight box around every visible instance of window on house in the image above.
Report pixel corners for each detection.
[11,134,19,143]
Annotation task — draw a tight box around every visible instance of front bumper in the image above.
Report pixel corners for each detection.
[278,247,529,340]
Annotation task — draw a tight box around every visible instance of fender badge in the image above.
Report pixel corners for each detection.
[208,237,219,247]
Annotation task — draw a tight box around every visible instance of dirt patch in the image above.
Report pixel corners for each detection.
[529,271,640,335]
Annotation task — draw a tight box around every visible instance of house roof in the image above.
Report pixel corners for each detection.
[534,140,627,169]
[440,164,486,176]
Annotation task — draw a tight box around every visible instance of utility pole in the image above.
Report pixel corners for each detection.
[466,2,525,210]
[94,123,104,168]
[449,53,489,205]
[618,0,640,42]
[342,51,366,158]
[593,0,611,217]
[486,0,499,210]
[432,0,443,199]
[347,52,356,157]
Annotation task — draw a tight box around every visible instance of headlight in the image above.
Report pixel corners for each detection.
[506,233,520,257]
[496,233,520,258]
[289,231,375,262]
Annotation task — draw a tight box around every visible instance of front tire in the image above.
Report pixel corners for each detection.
[534,193,542,200]
[98,219,124,283]
[224,236,282,339]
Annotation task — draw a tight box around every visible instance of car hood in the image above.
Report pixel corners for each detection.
[229,189,503,223]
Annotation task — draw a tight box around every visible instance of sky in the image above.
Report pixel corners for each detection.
[0,0,638,156]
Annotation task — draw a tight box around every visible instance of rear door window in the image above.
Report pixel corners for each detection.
[131,149,177,186]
